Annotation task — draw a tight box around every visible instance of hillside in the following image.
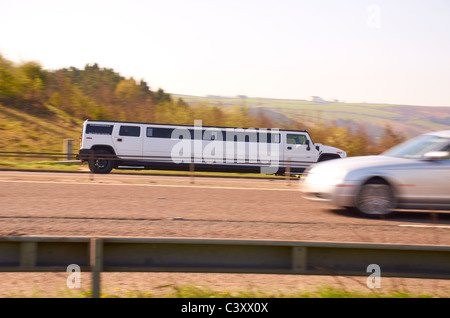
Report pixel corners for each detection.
[0,103,82,154]
[172,95,450,140]
[0,55,271,155]
[1,54,448,158]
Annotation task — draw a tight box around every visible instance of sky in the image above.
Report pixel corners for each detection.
[1,0,450,107]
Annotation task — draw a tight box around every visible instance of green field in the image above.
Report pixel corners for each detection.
[173,94,450,139]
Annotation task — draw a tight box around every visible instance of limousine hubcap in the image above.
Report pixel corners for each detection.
[94,159,108,169]
[357,183,395,216]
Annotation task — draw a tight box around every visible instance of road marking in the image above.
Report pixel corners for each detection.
[399,224,450,229]
[0,179,299,191]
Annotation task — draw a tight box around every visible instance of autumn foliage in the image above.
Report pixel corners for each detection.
[0,55,404,156]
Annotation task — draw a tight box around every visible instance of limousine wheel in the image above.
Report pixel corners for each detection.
[88,149,114,174]
[356,179,396,217]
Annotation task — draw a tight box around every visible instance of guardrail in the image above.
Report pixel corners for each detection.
[0,236,449,297]
[0,151,312,167]
[0,151,309,180]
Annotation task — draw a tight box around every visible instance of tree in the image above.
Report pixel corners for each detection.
[16,62,47,102]
[376,124,406,153]
[153,88,172,105]
[0,55,18,100]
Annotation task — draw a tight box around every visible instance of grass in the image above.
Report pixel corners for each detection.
[5,284,445,298]
[0,103,82,154]
[0,159,294,179]
[0,160,81,171]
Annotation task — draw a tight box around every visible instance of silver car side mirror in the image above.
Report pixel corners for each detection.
[423,151,450,160]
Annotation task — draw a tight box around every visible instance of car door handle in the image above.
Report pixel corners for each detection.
[287,146,292,150]
[117,138,123,142]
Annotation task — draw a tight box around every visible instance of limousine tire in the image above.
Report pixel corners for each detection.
[88,149,114,174]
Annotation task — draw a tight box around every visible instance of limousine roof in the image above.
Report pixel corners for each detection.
[84,119,309,134]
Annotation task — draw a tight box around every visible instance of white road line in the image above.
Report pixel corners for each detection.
[399,224,450,229]
[0,179,299,191]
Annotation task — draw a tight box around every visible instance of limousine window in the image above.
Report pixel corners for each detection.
[259,132,280,143]
[147,127,174,138]
[226,131,258,143]
[119,125,141,137]
[86,124,114,135]
[252,132,280,143]
[287,134,307,145]
[145,126,281,143]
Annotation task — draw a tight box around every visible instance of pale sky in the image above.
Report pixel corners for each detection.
[1,0,450,106]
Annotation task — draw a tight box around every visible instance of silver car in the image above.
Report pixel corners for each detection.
[301,130,450,217]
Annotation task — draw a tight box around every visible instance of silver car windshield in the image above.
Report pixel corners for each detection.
[382,135,450,159]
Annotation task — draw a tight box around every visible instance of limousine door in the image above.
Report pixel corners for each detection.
[284,133,315,170]
[112,124,143,159]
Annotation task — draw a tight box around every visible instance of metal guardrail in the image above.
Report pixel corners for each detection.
[0,236,449,298]
[0,151,309,180]
[0,151,312,166]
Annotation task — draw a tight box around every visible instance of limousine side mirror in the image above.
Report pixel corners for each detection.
[305,139,311,151]
[315,143,322,151]
[423,151,450,161]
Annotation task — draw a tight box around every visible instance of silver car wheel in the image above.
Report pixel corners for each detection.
[356,182,395,216]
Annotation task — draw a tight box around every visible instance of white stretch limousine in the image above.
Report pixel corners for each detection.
[77,120,346,174]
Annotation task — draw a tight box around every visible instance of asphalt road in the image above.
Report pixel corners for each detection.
[0,170,449,297]
[0,170,449,245]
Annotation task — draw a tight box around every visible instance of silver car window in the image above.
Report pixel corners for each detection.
[383,135,450,158]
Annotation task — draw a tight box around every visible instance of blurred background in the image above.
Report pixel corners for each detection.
[0,0,449,158]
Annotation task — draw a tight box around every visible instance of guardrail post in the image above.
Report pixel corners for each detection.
[89,150,95,181]
[20,241,37,269]
[190,155,195,184]
[291,246,307,273]
[90,238,103,298]
[286,157,291,186]
[63,139,74,160]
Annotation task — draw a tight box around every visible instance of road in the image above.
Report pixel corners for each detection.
[0,170,449,297]
[0,170,449,245]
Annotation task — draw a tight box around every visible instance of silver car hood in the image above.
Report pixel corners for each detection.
[311,155,417,172]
